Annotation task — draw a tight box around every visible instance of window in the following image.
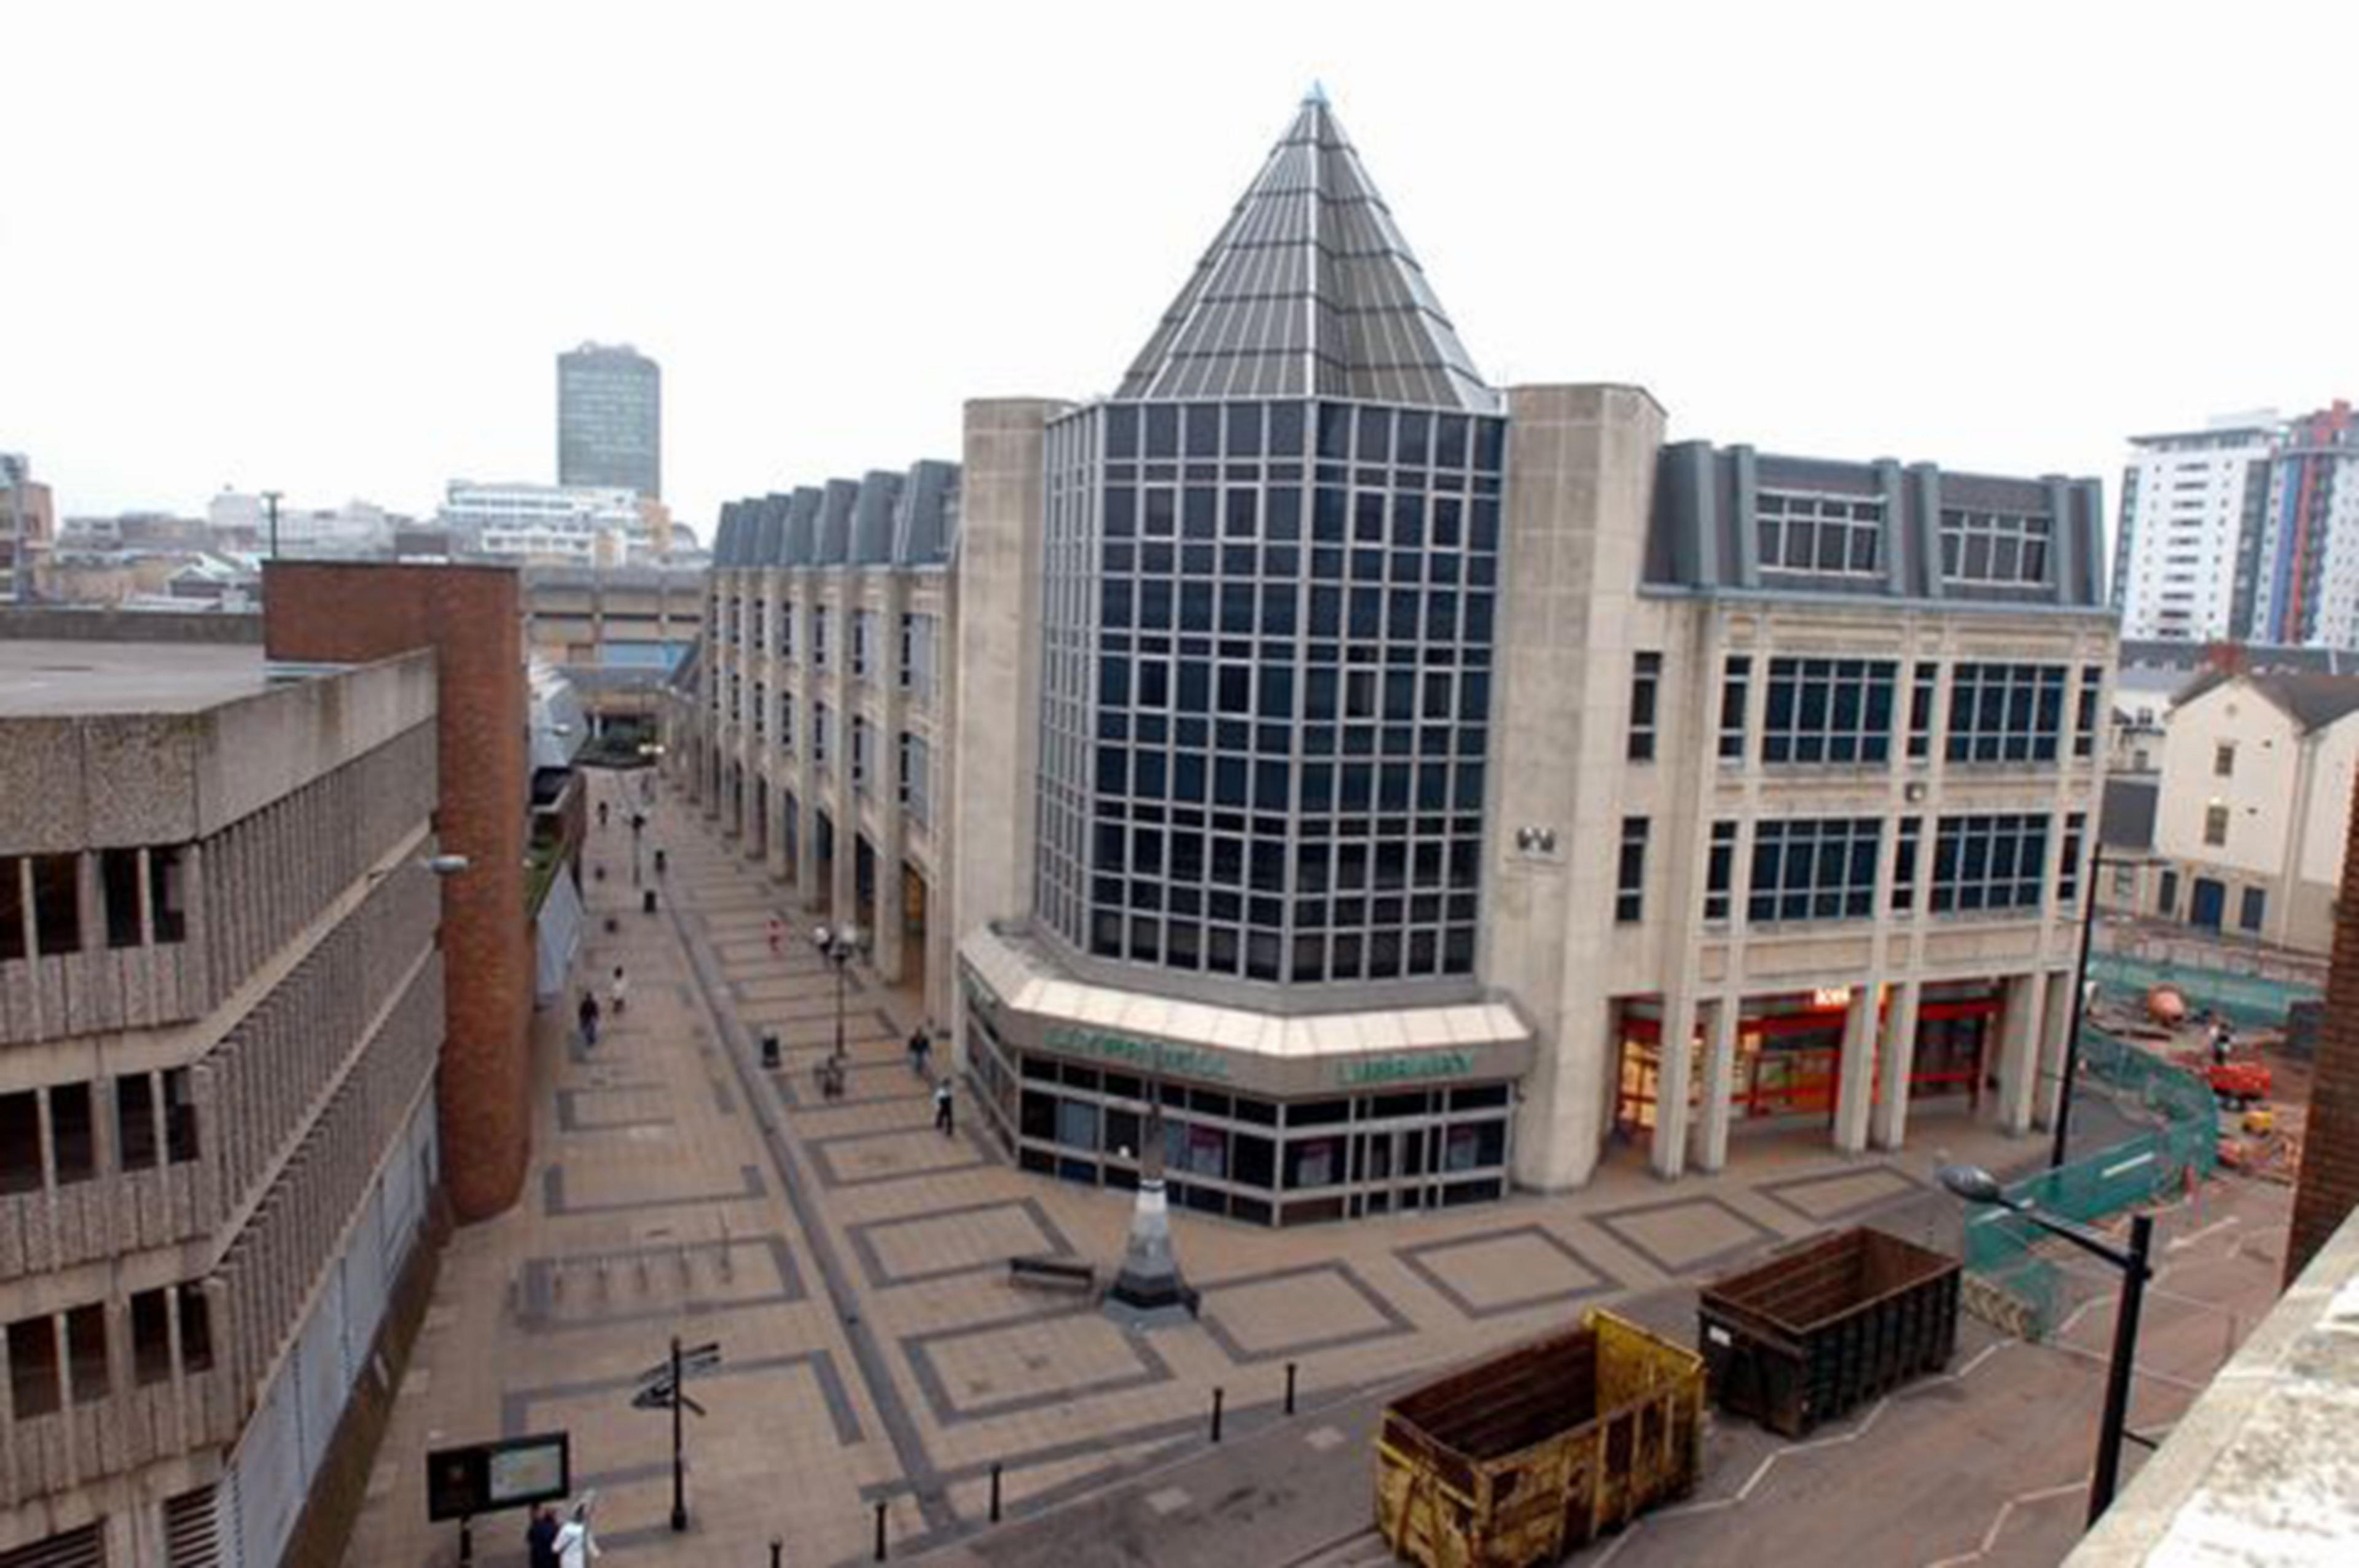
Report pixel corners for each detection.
[148,847,186,945]
[780,603,796,661]
[779,690,794,749]
[1704,822,1736,922]
[1945,663,2067,763]
[813,607,830,669]
[101,849,143,948]
[900,612,937,702]
[178,1287,213,1371]
[852,610,877,680]
[163,1067,198,1164]
[1931,814,2051,913]
[2058,813,2086,905]
[2214,743,2236,779]
[812,701,830,764]
[1756,491,1884,575]
[1893,817,1923,913]
[116,1073,158,1172]
[1627,653,1660,762]
[130,1289,173,1385]
[49,1083,95,1185]
[1762,657,1896,764]
[0,856,22,961]
[751,680,767,740]
[898,732,930,825]
[1748,817,1880,922]
[2157,868,2179,918]
[65,1305,108,1405]
[1616,817,1648,923]
[2074,666,2102,759]
[7,1316,59,1419]
[1907,661,1938,760]
[0,1093,37,1193]
[2239,886,2266,932]
[1719,656,1750,761]
[30,853,80,956]
[851,717,874,792]
[2204,803,2229,848]
[1939,508,2052,584]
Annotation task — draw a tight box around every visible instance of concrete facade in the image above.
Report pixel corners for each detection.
[522,562,704,733]
[0,625,445,1566]
[676,462,964,1029]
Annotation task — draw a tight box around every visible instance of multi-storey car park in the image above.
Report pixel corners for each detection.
[670,91,2115,1225]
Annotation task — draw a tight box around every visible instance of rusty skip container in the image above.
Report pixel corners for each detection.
[1698,1225,1959,1438]
[1374,1311,1704,1568]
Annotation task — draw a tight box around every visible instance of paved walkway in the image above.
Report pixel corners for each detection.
[348,771,2100,1567]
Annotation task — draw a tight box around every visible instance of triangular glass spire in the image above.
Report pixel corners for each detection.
[1117,92,1498,413]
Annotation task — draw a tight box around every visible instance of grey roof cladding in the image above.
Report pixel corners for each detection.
[1116,92,1499,413]
[1646,441,2111,611]
[711,462,960,571]
[2179,669,2359,734]
[850,472,903,565]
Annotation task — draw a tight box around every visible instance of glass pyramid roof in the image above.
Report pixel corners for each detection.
[1117,90,1499,413]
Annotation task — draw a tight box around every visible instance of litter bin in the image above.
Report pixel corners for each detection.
[762,1034,781,1069]
[642,889,658,916]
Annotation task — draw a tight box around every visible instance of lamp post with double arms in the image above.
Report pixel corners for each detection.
[1939,1164,2154,1524]
[812,922,867,1065]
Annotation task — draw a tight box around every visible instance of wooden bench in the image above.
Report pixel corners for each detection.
[1007,1255,1097,1293]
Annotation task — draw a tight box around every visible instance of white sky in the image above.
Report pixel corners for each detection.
[6,0,2352,539]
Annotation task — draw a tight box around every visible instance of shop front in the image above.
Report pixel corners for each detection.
[1612,982,2002,1139]
[960,935,1533,1227]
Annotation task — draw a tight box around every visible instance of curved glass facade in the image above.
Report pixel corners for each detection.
[1036,397,1506,988]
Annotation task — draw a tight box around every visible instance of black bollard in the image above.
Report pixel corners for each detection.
[874,1498,888,1561]
[1211,1386,1225,1443]
[989,1462,1003,1524]
[762,1034,781,1070]
[643,888,658,915]
[1285,1361,1297,1416]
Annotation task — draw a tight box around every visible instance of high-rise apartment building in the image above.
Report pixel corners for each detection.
[677,94,2115,1216]
[2114,402,2358,647]
[557,343,661,500]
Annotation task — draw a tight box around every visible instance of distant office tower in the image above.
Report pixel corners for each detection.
[558,342,662,499]
[2,451,55,603]
[2115,402,2358,647]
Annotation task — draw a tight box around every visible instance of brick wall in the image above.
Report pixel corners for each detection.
[262,563,532,1222]
[2288,764,2359,1282]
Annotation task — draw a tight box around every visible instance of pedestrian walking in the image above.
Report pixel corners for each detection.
[526,1504,560,1568]
[596,800,608,829]
[653,846,667,876]
[554,1499,600,1567]
[933,1078,955,1137]
[608,965,629,1016]
[907,1026,929,1077]
[768,915,784,956]
[578,992,601,1048]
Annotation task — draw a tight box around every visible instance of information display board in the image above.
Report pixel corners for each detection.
[426,1432,572,1522]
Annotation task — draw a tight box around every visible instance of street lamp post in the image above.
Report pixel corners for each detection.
[2051,843,2107,1169]
[813,922,867,1066]
[1938,1164,2154,1525]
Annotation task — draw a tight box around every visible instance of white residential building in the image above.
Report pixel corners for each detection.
[438,480,643,565]
[2114,416,2278,644]
[2145,670,2359,953]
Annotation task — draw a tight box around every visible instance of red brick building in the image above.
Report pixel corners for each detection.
[264,561,534,1222]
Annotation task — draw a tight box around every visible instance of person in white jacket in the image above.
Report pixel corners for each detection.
[554,1495,600,1565]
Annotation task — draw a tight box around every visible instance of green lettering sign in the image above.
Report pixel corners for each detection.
[1041,1026,1233,1083]
[1336,1051,1476,1087]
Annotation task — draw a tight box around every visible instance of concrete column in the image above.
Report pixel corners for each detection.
[2034,965,2076,1132]
[873,577,911,985]
[1485,385,1670,1192]
[1870,980,1922,1151]
[948,398,1066,1069]
[1694,996,1739,1172]
[1996,970,2048,1134]
[1832,985,1880,1154]
[1648,991,1697,1179]
[765,779,790,882]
